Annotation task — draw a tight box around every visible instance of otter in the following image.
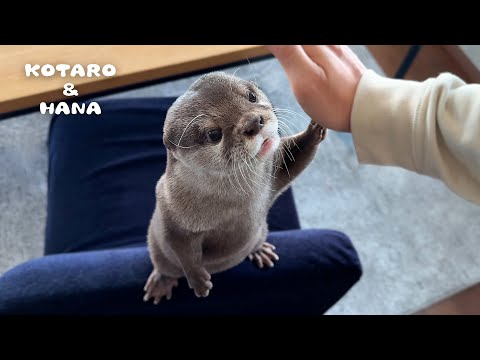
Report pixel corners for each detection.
[143,72,326,303]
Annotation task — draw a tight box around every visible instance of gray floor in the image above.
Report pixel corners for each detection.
[1,46,479,314]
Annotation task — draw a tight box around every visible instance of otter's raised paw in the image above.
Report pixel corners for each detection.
[143,270,178,305]
[187,268,213,298]
[249,242,279,269]
[307,122,327,144]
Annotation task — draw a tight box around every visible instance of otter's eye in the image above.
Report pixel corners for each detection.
[207,129,222,143]
[248,91,257,103]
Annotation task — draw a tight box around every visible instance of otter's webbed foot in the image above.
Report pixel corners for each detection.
[248,242,279,269]
[143,269,178,304]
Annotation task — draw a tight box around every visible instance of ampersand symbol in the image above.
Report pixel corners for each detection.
[63,83,78,97]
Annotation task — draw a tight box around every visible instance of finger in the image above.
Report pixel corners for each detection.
[267,45,321,77]
[302,45,340,69]
[340,45,367,70]
[248,254,254,261]
[327,45,343,54]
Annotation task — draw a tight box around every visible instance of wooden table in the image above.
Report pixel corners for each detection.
[0,45,270,115]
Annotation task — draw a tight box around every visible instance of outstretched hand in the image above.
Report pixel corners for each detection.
[267,45,366,132]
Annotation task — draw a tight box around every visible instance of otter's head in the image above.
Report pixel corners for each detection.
[163,72,280,174]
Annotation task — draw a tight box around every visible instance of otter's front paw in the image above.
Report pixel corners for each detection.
[249,242,279,269]
[187,268,213,298]
[307,121,327,144]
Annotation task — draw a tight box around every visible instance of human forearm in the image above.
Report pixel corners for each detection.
[351,70,480,204]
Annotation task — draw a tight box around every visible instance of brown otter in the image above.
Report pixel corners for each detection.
[144,72,326,303]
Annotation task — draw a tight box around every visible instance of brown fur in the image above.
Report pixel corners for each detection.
[143,72,326,302]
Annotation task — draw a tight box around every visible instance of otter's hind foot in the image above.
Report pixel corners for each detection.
[143,270,178,304]
[248,242,279,269]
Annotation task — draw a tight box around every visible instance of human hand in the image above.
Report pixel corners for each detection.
[267,45,366,132]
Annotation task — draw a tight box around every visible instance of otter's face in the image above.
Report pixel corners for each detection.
[163,72,280,174]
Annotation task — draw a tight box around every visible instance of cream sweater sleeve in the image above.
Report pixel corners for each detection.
[351,70,480,204]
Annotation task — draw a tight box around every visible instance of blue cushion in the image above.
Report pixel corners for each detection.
[0,97,361,315]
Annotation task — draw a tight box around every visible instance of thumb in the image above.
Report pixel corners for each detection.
[267,45,317,77]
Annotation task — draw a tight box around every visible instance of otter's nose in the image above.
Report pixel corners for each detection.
[243,115,264,137]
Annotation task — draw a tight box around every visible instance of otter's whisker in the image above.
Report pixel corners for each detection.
[249,152,277,180]
[274,108,309,122]
[229,69,240,94]
[290,138,301,152]
[246,57,258,87]
[279,133,301,152]
[283,143,296,163]
[274,107,306,117]
[219,164,231,195]
[229,158,245,195]
[173,114,207,147]
[247,157,276,180]
[277,122,302,151]
[288,138,301,152]
[240,156,264,193]
[225,154,242,196]
[242,157,257,180]
[283,139,292,152]
[243,158,275,192]
[276,117,297,132]
[275,113,306,135]
[233,155,249,196]
[279,125,296,139]
[282,144,294,162]
[166,139,197,149]
[219,174,226,194]
[244,157,263,193]
[272,153,281,177]
[237,156,255,195]
[227,175,242,196]
[279,150,291,178]
[276,116,302,134]
[277,120,294,136]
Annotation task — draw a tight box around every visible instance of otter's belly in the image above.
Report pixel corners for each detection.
[202,220,268,274]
